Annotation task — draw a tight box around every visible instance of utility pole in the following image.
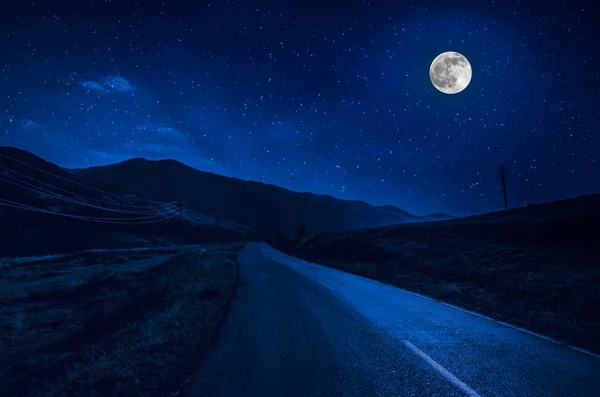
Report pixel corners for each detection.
[499,164,508,212]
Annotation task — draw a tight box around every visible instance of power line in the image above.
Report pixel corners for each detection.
[182,212,208,224]
[0,174,176,216]
[0,153,168,207]
[0,197,177,221]
[0,198,179,224]
[0,152,185,239]
[0,163,176,212]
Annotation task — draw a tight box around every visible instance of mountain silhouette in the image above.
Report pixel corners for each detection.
[74,157,439,236]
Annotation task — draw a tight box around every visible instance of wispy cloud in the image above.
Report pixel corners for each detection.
[78,76,136,93]
[136,124,185,140]
[101,76,136,93]
[78,80,110,92]
[14,74,233,178]
[22,120,43,130]
[132,142,189,156]
[155,127,184,139]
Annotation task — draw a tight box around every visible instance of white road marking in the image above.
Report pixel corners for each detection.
[403,340,482,397]
[494,319,556,343]
[388,284,439,303]
[318,281,336,291]
[565,344,600,360]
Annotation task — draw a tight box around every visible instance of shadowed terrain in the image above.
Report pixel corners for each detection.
[0,244,242,397]
[2,145,599,396]
[280,194,600,353]
[0,147,263,257]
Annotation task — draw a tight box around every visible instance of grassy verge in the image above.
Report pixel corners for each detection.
[287,216,600,353]
[0,244,242,397]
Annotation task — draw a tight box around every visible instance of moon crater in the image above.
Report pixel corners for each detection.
[429,52,472,94]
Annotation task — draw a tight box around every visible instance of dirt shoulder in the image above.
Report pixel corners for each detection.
[286,215,600,354]
[0,244,243,397]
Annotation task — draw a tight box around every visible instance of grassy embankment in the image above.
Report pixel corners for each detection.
[0,244,242,397]
[290,212,600,353]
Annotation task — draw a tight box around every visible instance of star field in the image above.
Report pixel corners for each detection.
[0,0,598,216]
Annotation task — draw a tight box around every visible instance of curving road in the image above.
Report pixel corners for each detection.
[185,243,600,397]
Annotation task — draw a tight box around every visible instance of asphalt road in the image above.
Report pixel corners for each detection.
[185,243,600,397]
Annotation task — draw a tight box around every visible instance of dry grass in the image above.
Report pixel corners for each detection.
[0,243,242,397]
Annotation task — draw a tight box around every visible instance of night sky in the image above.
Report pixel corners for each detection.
[1,0,598,216]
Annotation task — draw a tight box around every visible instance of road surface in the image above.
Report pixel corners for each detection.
[185,243,600,397]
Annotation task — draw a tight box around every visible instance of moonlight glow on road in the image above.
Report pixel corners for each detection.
[429,52,472,94]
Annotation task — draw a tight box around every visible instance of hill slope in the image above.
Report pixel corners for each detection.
[0,147,256,257]
[75,157,434,236]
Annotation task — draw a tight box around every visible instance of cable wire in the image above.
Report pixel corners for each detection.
[0,198,179,224]
[0,163,176,212]
[0,174,177,216]
[0,153,169,207]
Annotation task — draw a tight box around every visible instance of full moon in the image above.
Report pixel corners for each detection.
[429,52,472,94]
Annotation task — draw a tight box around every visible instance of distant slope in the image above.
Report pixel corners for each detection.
[424,212,456,221]
[457,194,600,223]
[75,157,430,235]
[299,193,600,251]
